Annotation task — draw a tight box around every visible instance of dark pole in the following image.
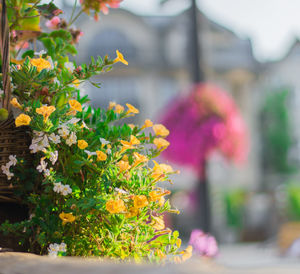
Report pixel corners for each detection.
[190,0,204,82]
[189,0,211,233]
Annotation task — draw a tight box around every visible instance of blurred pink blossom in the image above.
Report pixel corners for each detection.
[161,83,249,176]
[188,229,218,257]
[45,16,61,29]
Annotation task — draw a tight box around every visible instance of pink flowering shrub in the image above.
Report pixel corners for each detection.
[161,83,249,176]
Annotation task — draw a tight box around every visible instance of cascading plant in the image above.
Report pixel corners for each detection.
[0,0,192,263]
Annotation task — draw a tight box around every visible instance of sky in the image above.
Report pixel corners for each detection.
[120,0,300,61]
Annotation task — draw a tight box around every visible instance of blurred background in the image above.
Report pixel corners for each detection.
[57,0,300,266]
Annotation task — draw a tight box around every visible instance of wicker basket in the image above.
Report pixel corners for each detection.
[0,113,32,202]
[0,0,32,202]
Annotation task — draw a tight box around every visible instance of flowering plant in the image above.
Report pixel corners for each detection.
[0,0,191,263]
[161,83,249,176]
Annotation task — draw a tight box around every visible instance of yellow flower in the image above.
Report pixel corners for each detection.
[106,199,126,214]
[96,150,107,161]
[69,99,82,112]
[59,212,76,225]
[176,238,182,248]
[181,245,193,262]
[149,189,171,202]
[114,104,124,114]
[117,160,131,172]
[126,103,139,115]
[129,135,140,145]
[153,138,170,150]
[30,57,51,72]
[108,101,116,110]
[10,98,22,109]
[149,190,161,202]
[72,78,80,87]
[125,207,139,218]
[155,249,166,259]
[153,124,169,137]
[158,196,165,207]
[141,119,153,130]
[151,216,165,230]
[133,195,148,208]
[133,152,148,167]
[15,114,31,127]
[78,140,88,150]
[121,135,140,152]
[152,160,173,180]
[113,50,128,65]
[36,105,56,122]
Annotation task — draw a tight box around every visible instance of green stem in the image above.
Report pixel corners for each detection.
[68,0,78,26]
[68,9,84,27]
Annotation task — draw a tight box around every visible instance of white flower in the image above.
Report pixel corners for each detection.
[30,132,50,153]
[106,148,111,154]
[34,50,47,56]
[1,164,9,174]
[58,243,67,252]
[53,182,63,193]
[6,172,14,180]
[43,169,51,177]
[64,62,75,72]
[37,158,47,173]
[29,143,40,154]
[41,136,50,148]
[33,130,44,138]
[66,132,77,146]
[84,150,97,158]
[49,133,61,144]
[66,118,80,125]
[100,138,110,145]
[81,121,89,129]
[50,151,58,165]
[48,243,60,257]
[1,164,14,179]
[114,188,129,194]
[61,184,72,196]
[61,118,80,127]
[8,155,17,166]
[53,77,60,85]
[47,56,54,69]
[48,242,67,257]
[58,126,69,139]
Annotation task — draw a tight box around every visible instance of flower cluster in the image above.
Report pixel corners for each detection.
[48,243,67,257]
[0,0,189,263]
[161,83,249,176]
[80,0,123,20]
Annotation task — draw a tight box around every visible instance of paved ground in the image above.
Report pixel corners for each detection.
[0,244,300,274]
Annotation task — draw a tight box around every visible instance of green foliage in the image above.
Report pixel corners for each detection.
[286,183,300,221]
[260,88,295,174]
[224,189,246,228]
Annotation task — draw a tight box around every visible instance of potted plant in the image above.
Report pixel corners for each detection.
[0,0,191,262]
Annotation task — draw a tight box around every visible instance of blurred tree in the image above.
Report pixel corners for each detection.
[260,88,296,174]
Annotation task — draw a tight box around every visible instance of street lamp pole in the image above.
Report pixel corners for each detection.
[189,0,211,233]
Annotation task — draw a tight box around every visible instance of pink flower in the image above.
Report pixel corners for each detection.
[161,83,249,176]
[45,16,61,30]
[188,229,218,257]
